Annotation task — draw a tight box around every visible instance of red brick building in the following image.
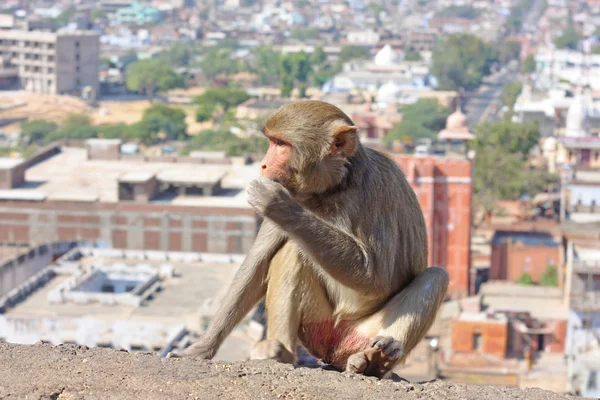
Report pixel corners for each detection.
[392,155,473,298]
[489,231,561,285]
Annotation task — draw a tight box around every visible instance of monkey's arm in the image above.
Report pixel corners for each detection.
[181,220,286,359]
[248,178,381,293]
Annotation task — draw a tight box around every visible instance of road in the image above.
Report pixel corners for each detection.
[463,0,544,126]
[464,66,517,125]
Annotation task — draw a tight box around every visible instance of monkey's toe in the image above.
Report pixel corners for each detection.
[367,336,403,361]
[166,351,181,359]
[345,352,368,374]
[250,339,295,364]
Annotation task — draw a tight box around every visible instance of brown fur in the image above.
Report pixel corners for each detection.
[174,100,449,378]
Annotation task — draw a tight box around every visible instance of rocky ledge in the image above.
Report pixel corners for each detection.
[0,342,582,399]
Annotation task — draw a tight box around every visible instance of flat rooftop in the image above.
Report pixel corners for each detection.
[5,254,239,326]
[13,147,259,207]
[0,158,23,169]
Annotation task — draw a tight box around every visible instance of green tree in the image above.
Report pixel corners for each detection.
[279,52,312,98]
[196,104,216,123]
[90,8,105,20]
[540,265,559,287]
[431,33,498,91]
[472,120,541,223]
[501,81,523,108]
[474,120,540,158]
[516,272,535,285]
[46,113,98,143]
[126,59,185,101]
[20,120,58,143]
[339,46,371,63]
[140,104,188,142]
[97,123,130,139]
[311,46,327,67]
[251,46,281,85]
[193,86,250,113]
[554,25,580,50]
[52,6,75,29]
[522,54,536,73]
[436,5,480,19]
[100,57,117,69]
[159,43,194,67]
[183,128,268,157]
[385,99,451,143]
[290,28,320,41]
[198,47,241,82]
[404,49,422,61]
[498,40,521,64]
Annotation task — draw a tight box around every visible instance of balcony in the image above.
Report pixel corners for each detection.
[570,292,600,310]
[573,261,600,273]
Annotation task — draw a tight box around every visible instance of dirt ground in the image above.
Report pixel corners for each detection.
[0,91,212,136]
[0,342,582,400]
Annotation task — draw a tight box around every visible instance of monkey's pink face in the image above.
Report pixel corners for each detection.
[260,136,293,185]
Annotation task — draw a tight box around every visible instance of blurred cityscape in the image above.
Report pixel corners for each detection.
[0,0,599,396]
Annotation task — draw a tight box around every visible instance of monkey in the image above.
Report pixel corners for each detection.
[170,100,449,379]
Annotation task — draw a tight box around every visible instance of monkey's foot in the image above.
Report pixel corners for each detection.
[168,340,215,360]
[249,339,296,364]
[345,336,403,379]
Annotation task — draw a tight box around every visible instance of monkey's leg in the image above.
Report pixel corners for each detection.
[250,242,333,364]
[347,266,449,378]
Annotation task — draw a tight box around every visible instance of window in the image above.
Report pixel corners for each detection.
[47,55,54,62]
[101,284,114,293]
[126,285,136,292]
[473,333,483,350]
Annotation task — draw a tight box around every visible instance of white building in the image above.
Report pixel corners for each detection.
[534,48,600,91]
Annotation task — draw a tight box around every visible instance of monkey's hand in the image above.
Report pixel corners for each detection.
[247,177,301,220]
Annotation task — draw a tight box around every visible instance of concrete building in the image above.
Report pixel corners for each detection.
[563,168,600,224]
[0,141,260,254]
[115,2,161,25]
[565,241,600,397]
[0,29,99,95]
[0,246,261,360]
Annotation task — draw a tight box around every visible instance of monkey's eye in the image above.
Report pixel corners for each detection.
[271,138,286,147]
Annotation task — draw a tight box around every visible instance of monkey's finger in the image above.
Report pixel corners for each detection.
[381,340,402,357]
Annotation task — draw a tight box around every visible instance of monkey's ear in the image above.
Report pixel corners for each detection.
[330,125,357,158]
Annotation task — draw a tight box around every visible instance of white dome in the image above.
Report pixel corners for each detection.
[565,91,589,138]
[542,136,558,153]
[377,81,401,103]
[374,44,397,66]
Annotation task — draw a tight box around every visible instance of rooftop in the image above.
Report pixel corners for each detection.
[0,158,23,170]
[4,250,240,325]
[8,147,259,207]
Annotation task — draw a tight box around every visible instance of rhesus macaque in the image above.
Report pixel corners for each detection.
[170,100,449,378]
